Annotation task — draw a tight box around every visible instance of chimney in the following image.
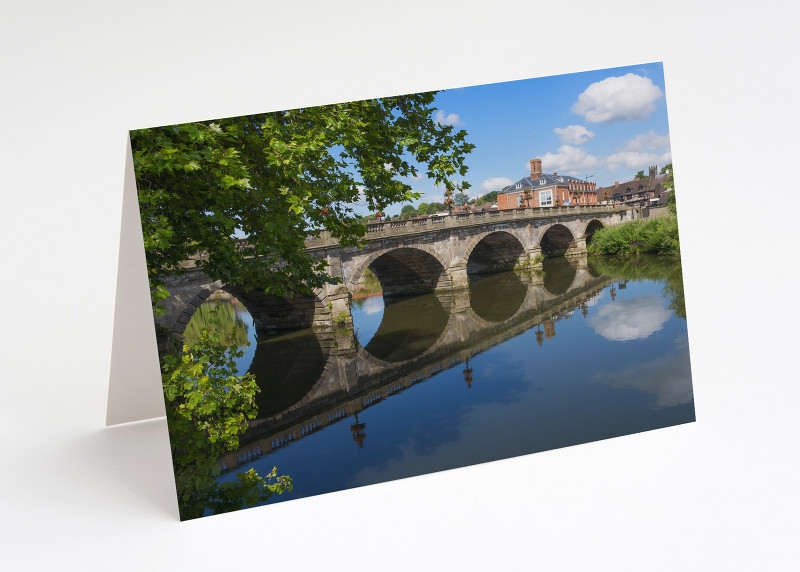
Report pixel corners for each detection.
[530,158,542,179]
[553,172,557,176]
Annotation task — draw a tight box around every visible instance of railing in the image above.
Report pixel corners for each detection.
[304,204,625,248]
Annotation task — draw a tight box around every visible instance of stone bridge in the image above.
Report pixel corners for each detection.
[155,204,631,342]
[217,257,612,472]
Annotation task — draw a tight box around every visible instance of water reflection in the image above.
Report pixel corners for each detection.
[541,257,577,295]
[587,294,671,341]
[469,271,527,323]
[249,330,327,416]
[363,293,449,362]
[194,254,693,511]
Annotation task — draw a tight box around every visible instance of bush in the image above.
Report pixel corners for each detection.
[587,216,680,256]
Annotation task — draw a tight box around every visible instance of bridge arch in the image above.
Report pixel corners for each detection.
[463,230,526,278]
[158,272,325,341]
[584,219,605,245]
[538,223,577,258]
[349,246,451,298]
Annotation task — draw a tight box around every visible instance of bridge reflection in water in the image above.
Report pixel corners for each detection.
[209,254,694,505]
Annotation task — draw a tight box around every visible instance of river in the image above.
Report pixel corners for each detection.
[201,254,694,509]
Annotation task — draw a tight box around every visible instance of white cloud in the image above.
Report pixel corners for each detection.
[480,177,514,192]
[538,145,601,176]
[434,110,464,126]
[586,294,671,341]
[554,125,595,145]
[622,131,670,152]
[532,132,671,181]
[571,73,663,123]
[606,150,672,171]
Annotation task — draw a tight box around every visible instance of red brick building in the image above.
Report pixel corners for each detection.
[496,158,598,210]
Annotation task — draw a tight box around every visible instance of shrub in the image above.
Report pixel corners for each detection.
[588,216,680,256]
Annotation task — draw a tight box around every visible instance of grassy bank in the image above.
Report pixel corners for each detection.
[587,215,680,256]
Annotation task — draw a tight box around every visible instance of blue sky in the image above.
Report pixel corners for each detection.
[365,62,672,216]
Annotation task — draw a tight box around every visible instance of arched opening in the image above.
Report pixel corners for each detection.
[542,258,578,295]
[469,271,527,323]
[539,224,576,258]
[226,285,321,337]
[365,248,449,299]
[182,287,329,417]
[467,231,525,278]
[585,220,604,246]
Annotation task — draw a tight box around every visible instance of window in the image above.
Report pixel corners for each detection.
[539,178,547,185]
[556,177,564,182]
[515,182,522,189]
[517,194,525,206]
[539,189,553,207]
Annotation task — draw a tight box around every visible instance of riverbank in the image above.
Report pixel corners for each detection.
[587,215,680,256]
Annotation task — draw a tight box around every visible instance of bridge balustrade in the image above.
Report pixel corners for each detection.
[305,205,621,248]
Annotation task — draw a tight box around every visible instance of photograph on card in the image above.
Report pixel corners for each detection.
[131,61,693,520]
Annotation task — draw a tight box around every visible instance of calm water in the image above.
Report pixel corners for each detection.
[206,255,694,508]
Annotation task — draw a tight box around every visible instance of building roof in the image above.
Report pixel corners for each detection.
[497,173,593,194]
[598,174,668,198]
[656,190,673,206]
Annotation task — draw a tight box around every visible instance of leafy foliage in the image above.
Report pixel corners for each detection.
[161,309,292,519]
[132,93,475,299]
[475,190,498,205]
[454,191,469,206]
[661,163,676,214]
[587,216,680,256]
[417,201,445,215]
[182,299,249,350]
[635,170,646,180]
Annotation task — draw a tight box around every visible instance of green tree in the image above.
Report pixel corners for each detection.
[131,93,475,304]
[454,191,469,206]
[183,300,249,350]
[162,309,292,519]
[660,163,676,214]
[635,170,646,180]
[132,93,475,518]
[476,190,498,205]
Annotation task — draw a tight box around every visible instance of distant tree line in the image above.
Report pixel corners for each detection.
[375,190,500,221]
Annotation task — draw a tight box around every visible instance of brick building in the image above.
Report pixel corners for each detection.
[496,158,598,210]
[597,166,668,207]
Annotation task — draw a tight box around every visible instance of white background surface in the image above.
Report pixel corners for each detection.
[2,1,798,570]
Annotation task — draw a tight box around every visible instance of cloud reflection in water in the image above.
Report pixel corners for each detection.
[587,294,670,341]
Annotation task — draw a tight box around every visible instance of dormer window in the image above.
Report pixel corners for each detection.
[515,182,522,189]
[539,178,546,185]
[556,177,563,182]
